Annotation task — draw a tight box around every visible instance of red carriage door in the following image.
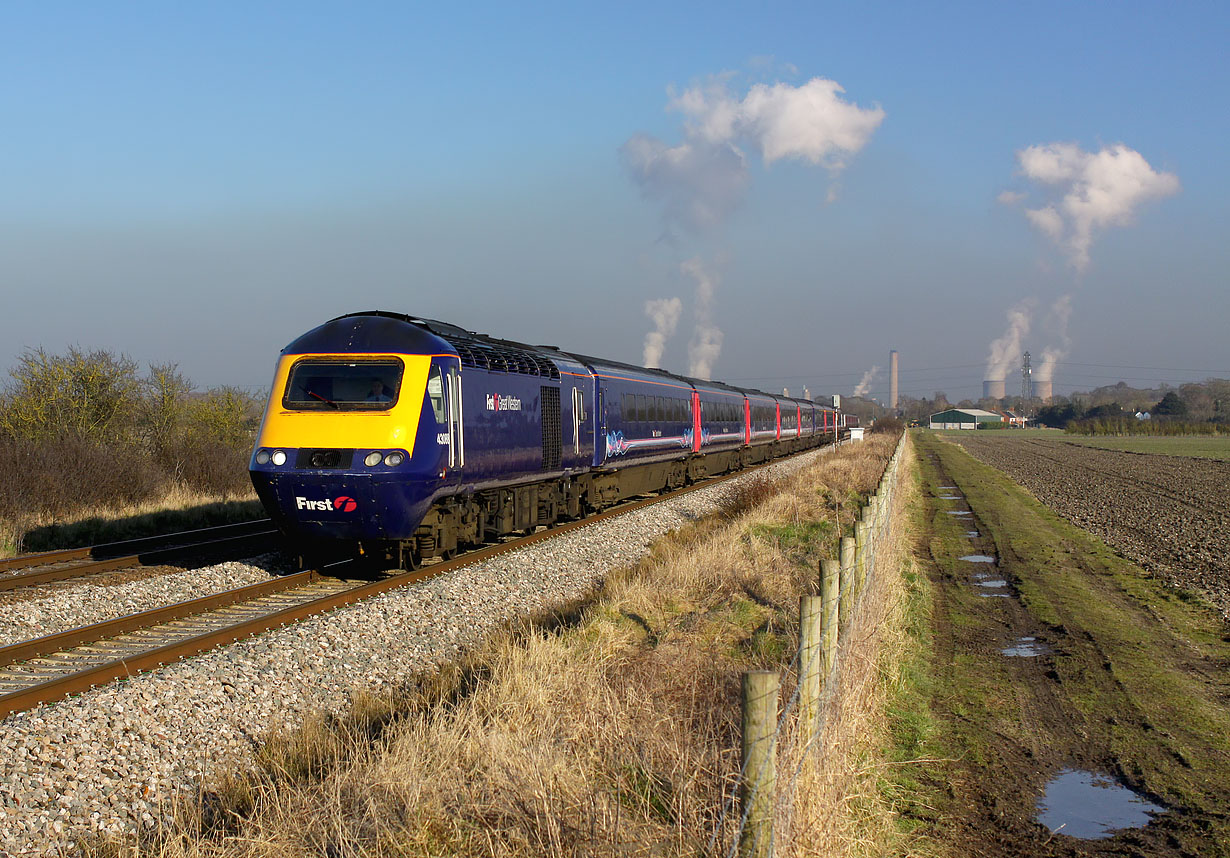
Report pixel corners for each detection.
[692,391,702,452]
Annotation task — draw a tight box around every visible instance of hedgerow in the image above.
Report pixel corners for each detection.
[0,347,259,550]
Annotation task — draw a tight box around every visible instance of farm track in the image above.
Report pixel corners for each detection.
[0,451,814,720]
[0,520,279,593]
[944,434,1230,618]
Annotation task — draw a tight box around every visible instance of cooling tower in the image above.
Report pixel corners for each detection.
[983,379,1006,400]
[1034,380,1053,402]
[889,350,899,409]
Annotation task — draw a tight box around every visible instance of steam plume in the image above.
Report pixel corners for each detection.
[682,258,723,380]
[622,70,884,370]
[642,297,683,368]
[853,365,880,398]
[1009,142,1180,271]
[985,299,1035,382]
[1035,294,1073,382]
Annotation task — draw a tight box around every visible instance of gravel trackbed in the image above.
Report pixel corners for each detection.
[0,450,825,855]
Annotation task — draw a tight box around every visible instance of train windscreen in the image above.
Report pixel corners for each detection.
[283,359,403,411]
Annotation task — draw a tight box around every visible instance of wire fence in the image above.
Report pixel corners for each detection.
[710,431,908,857]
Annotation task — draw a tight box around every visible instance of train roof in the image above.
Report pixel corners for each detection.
[317,313,836,410]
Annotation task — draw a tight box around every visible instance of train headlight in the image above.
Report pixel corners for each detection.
[271,450,287,466]
[384,452,405,467]
[255,449,271,465]
[364,451,383,467]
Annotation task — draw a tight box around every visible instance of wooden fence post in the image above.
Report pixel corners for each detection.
[839,536,855,633]
[798,595,822,746]
[820,559,839,682]
[741,670,778,858]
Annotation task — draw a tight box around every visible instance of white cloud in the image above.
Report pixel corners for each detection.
[739,79,885,167]
[668,76,885,170]
[1015,142,1180,271]
[997,190,1026,205]
[623,73,884,237]
[619,135,749,234]
[1025,205,1064,240]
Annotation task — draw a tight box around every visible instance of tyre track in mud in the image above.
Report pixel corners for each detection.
[945,435,1230,619]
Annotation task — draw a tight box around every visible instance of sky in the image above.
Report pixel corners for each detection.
[1,1,1226,404]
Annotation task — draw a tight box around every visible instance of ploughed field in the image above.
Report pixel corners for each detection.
[943,434,1230,618]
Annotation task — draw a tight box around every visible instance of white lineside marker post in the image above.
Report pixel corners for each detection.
[740,670,778,858]
[798,595,822,745]
[820,559,840,683]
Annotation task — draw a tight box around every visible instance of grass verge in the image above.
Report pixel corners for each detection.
[81,435,925,858]
[892,432,1230,857]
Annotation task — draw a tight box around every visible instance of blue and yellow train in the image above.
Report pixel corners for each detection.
[249,312,843,568]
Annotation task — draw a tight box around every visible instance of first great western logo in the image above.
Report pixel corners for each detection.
[485,393,522,412]
[295,496,358,512]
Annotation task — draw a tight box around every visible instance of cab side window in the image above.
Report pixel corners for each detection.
[427,366,447,424]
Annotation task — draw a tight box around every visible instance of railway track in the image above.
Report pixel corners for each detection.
[0,519,279,593]
[0,450,824,719]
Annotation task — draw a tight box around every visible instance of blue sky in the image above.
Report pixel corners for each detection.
[2,2,1226,403]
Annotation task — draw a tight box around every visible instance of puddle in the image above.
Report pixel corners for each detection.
[1036,769,1164,839]
[980,593,1011,598]
[966,530,980,538]
[946,511,972,517]
[939,494,963,500]
[960,554,996,563]
[976,579,1008,588]
[939,485,957,489]
[1002,636,1051,657]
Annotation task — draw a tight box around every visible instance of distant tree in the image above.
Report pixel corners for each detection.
[1154,391,1188,418]
[137,363,192,453]
[1085,403,1124,419]
[0,347,140,442]
[1035,401,1082,428]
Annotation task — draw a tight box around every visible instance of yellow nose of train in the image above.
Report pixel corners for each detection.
[248,313,456,548]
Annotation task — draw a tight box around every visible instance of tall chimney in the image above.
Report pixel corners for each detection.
[889,350,899,409]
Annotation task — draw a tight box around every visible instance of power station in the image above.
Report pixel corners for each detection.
[889,350,898,410]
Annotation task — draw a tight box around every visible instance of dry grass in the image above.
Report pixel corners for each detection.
[0,434,256,557]
[0,483,261,558]
[90,435,915,857]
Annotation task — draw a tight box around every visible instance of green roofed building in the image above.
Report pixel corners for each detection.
[928,408,1003,430]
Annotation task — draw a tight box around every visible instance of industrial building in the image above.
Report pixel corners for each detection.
[928,408,1004,430]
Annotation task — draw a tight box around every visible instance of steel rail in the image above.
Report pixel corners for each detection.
[0,519,275,573]
[0,570,319,669]
[0,529,280,593]
[0,444,827,719]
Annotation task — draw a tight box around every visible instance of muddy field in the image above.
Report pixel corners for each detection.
[943,434,1230,618]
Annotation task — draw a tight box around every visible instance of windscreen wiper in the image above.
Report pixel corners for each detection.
[308,391,340,409]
